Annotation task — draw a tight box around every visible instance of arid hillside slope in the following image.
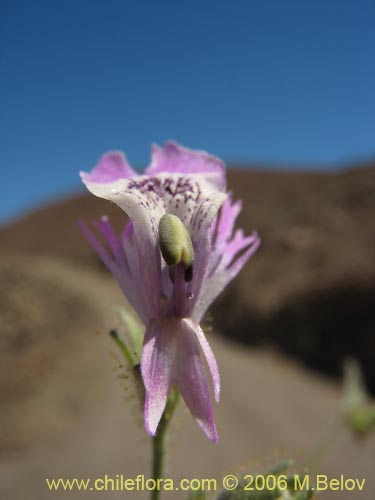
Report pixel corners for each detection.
[1,164,374,388]
[1,164,374,500]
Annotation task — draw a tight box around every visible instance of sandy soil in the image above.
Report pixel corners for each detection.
[1,254,374,500]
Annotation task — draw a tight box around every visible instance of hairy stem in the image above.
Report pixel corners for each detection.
[151,387,179,500]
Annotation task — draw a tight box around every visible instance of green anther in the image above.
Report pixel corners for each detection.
[158,214,194,279]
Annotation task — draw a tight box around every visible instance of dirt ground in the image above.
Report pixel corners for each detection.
[0,254,374,500]
[1,164,374,499]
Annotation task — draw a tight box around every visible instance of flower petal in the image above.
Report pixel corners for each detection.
[184,189,228,316]
[81,171,226,319]
[78,219,117,273]
[141,319,177,436]
[81,151,136,183]
[184,319,220,403]
[212,195,242,246]
[192,197,261,322]
[93,215,129,272]
[175,319,219,443]
[79,217,148,322]
[80,173,164,318]
[146,141,226,190]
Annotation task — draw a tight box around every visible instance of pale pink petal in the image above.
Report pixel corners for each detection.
[221,229,258,268]
[78,220,116,272]
[79,143,261,444]
[80,174,164,318]
[225,232,261,277]
[141,320,176,436]
[212,195,242,246]
[191,195,261,322]
[175,319,219,443]
[184,318,220,403]
[185,190,228,316]
[94,215,130,273]
[79,218,148,322]
[81,151,136,183]
[146,141,226,190]
[81,143,229,319]
[121,219,133,240]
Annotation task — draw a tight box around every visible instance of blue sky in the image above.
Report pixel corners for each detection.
[0,0,374,223]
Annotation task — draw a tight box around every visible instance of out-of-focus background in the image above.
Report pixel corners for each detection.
[0,1,374,499]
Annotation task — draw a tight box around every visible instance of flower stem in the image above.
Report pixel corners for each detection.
[151,387,179,500]
[109,329,135,367]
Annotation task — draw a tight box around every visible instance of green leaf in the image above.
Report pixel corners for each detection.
[117,307,144,362]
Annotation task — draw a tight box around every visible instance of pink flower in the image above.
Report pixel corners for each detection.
[80,141,260,443]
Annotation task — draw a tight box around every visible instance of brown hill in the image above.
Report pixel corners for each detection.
[0,164,374,389]
[1,164,374,500]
